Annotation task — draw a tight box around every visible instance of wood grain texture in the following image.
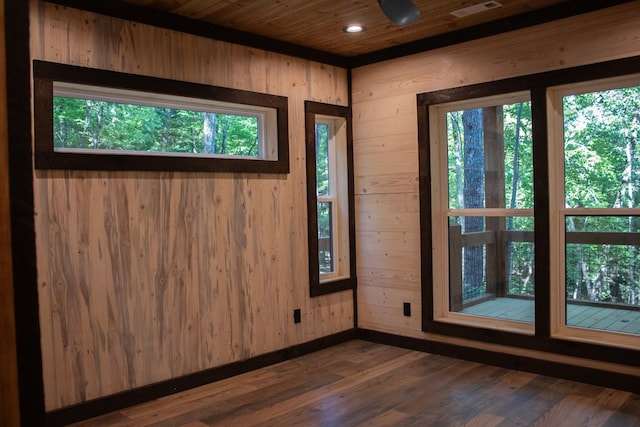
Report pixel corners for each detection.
[352,0,640,354]
[0,0,21,423]
[30,0,351,410]
[119,0,573,57]
[70,340,640,426]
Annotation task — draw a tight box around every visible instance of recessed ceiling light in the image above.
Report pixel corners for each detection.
[344,25,365,33]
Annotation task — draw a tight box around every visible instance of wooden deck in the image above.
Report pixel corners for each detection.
[462,298,640,334]
[70,340,640,426]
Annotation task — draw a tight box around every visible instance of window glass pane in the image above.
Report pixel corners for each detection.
[318,201,334,274]
[565,215,640,334]
[316,123,330,196]
[306,103,353,295]
[447,102,533,210]
[563,86,640,208]
[449,216,534,323]
[54,97,260,157]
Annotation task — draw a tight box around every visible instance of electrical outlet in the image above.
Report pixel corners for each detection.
[403,302,411,317]
[294,308,301,323]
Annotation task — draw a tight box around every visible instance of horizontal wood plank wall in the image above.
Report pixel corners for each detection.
[30,0,351,411]
[352,1,640,366]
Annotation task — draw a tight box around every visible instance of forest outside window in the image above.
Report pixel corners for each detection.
[427,92,535,335]
[421,56,640,356]
[316,119,339,276]
[305,101,356,297]
[33,60,289,173]
[548,74,640,349]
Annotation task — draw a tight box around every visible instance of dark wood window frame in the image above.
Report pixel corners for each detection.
[418,55,640,367]
[33,60,289,173]
[305,101,357,297]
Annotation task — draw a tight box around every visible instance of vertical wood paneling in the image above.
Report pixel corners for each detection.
[352,2,640,338]
[31,1,351,410]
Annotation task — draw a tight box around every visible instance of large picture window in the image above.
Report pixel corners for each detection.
[33,60,289,173]
[548,75,640,349]
[419,55,640,362]
[305,101,356,297]
[427,92,535,334]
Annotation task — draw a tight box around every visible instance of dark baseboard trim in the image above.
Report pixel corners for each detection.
[356,329,640,395]
[46,329,356,426]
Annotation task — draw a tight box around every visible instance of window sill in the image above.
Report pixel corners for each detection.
[310,276,356,297]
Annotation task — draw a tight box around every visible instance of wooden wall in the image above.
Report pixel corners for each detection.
[30,0,352,410]
[353,1,640,364]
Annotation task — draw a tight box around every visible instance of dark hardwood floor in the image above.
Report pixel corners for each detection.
[70,340,640,426]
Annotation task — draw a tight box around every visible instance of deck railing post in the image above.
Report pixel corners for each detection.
[449,224,463,312]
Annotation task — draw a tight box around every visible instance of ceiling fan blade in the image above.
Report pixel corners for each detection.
[378,0,421,26]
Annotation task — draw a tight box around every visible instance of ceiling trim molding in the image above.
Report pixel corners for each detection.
[42,0,352,69]
[349,0,638,67]
[41,0,639,70]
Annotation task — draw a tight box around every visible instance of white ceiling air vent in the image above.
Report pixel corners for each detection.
[450,1,503,18]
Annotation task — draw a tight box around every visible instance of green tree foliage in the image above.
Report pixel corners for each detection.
[53,97,259,156]
[445,85,639,306]
[503,102,534,212]
[315,123,333,273]
[563,87,639,305]
[503,101,534,296]
[563,87,639,209]
[316,124,330,197]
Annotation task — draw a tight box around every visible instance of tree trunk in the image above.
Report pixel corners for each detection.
[567,216,593,301]
[626,112,637,303]
[203,112,217,154]
[220,115,228,154]
[507,102,524,290]
[462,108,485,292]
[611,111,637,304]
[82,100,91,148]
[450,112,465,209]
[160,108,172,152]
[509,103,524,212]
[92,101,105,149]
[55,99,68,147]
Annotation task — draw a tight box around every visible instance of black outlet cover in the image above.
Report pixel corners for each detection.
[403,302,411,317]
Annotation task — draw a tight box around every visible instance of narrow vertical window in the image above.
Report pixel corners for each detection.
[305,101,356,297]
[316,121,336,274]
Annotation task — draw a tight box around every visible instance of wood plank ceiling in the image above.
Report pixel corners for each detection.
[120,0,574,57]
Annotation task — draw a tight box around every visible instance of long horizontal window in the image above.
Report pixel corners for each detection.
[34,61,289,173]
[54,84,263,158]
